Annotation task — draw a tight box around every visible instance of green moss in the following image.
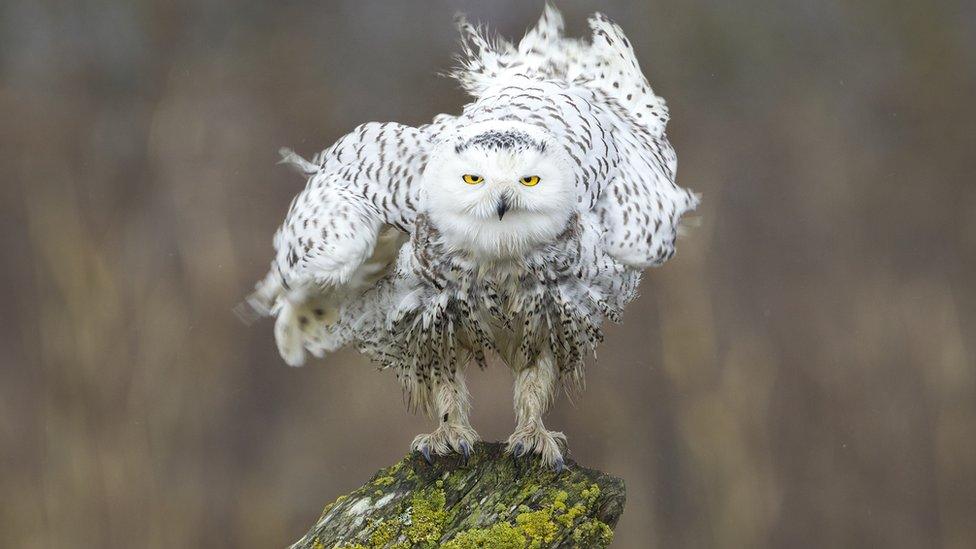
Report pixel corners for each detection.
[373,459,409,487]
[331,518,412,549]
[371,459,407,489]
[438,489,612,549]
[368,519,404,548]
[442,522,527,549]
[405,489,447,545]
[296,445,621,549]
[387,460,404,475]
[369,521,394,545]
[444,480,611,548]
[513,479,543,503]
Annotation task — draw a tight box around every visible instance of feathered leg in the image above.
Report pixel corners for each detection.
[410,369,480,461]
[506,352,567,471]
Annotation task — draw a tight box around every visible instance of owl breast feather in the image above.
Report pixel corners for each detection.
[346,215,637,401]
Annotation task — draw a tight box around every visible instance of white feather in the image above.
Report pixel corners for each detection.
[248,6,698,381]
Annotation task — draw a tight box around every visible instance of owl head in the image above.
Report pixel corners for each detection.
[422,120,577,259]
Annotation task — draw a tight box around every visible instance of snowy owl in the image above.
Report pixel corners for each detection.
[245,6,698,471]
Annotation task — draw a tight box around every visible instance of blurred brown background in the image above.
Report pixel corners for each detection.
[1,1,974,547]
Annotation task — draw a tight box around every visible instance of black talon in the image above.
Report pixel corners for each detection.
[421,445,433,464]
[512,442,525,458]
[553,457,565,474]
[459,440,471,461]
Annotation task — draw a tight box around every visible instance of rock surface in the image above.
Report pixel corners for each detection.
[290,442,626,548]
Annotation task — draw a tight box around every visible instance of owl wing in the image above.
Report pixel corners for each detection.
[581,14,699,268]
[246,121,438,366]
[453,7,699,268]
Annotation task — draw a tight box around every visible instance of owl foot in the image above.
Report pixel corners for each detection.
[411,423,480,463]
[506,424,567,472]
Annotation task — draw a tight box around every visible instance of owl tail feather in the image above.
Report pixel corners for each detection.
[234,272,310,366]
[234,270,280,326]
[277,147,320,175]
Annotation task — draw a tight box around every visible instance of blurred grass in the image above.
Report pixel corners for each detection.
[1,1,974,548]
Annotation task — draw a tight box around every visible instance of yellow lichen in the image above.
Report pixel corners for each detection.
[514,508,557,547]
[442,522,527,549]
[551,490,569,512]
[317,492,353,521]
[369,519,401,547]
[305,452,618,549]
[405,489,447,545]
[369,460,404,490]
[572,518,614,547]
[580,484,601,506]
[557,503,587,528]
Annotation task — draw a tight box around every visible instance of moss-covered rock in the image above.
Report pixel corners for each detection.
[290,442,625,549]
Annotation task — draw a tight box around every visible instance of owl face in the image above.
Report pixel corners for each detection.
[423,121,577,259]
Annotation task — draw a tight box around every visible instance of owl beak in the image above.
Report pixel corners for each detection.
[496,196,510,220]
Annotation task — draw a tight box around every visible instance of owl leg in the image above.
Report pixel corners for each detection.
[506,353,567,472]
[410,369,480,462]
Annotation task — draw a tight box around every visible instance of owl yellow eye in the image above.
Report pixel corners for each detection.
[462,174,484,185]
[520,175,541,186]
